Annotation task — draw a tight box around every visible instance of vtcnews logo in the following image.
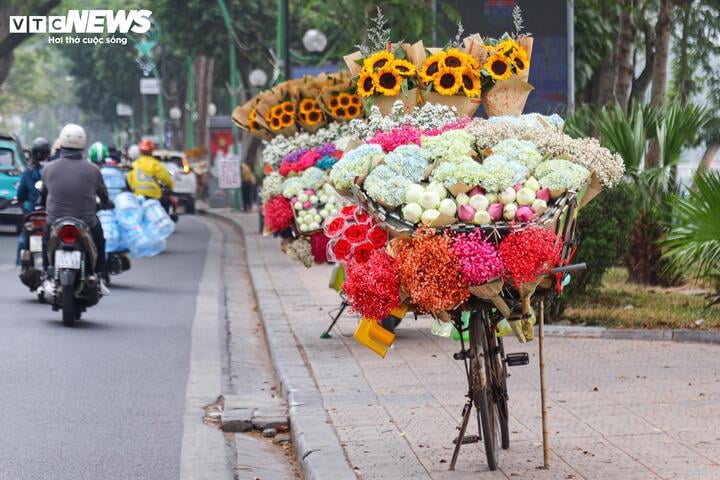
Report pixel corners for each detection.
[9,10,152,34]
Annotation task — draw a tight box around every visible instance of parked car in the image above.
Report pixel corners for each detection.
[0,132,27,232]
[152,149,196,214]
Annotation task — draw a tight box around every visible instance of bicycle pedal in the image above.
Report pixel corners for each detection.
[453,435,480,445]
[505,352,530,367]
[453,350,470,361]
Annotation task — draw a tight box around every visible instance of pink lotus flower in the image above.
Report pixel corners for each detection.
[536,188,551,202]
[488,203,504,221]
[516,206,535,222]
[468,186,485,197]
[303,201,313,209]
[458,204,476,222]
[513,183,523,192]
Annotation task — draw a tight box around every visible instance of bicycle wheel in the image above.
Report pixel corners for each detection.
[484,315,510,450]
[469,312,499,470]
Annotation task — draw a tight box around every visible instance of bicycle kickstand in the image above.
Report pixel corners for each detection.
[449,398,474,470]
[320,300,348,339]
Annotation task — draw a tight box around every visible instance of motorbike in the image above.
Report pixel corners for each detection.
[18,208,48,301]
[45,217,102,327]
[161,189,179,223]
[106,250,131,281]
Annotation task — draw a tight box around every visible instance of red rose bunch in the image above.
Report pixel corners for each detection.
[324,206,389,263]
[395,231,469,312]
[343,250,401,320]
[498,226,561,285]
[263,196,294,233]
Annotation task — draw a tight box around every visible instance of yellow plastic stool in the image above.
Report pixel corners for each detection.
[353,317,396,358]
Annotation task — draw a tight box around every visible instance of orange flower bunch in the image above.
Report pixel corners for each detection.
[297,98,325,126]
[420,48,480,98]
[326,92,363,120]
[264,100,296,131]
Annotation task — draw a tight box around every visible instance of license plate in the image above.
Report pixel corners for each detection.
[55,250,81,269]
[29,235,43,252]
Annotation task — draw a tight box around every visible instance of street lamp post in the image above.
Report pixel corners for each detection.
[216,0,240,156]
[185,56,196,151]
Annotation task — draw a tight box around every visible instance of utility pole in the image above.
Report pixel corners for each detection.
[185,56,195,151]
[217,0,239,156]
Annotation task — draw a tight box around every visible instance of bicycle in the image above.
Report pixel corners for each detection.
[449,263,586,471]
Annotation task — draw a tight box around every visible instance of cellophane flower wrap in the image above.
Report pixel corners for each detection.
[343,250,401,320]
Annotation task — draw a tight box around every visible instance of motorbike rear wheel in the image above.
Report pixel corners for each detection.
[62,286,77,327]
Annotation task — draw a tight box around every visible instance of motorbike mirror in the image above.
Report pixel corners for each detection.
[35,180,43,190]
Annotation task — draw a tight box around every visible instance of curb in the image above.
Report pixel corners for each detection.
[541,325,720,345]
[201,209,356,480]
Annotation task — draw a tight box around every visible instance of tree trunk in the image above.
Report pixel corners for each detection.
[697,143,719,176]
[645,0,674,169]
[630,18,655,104]
[613,0,636,111]
[193,55,214,152]
[675,4,691,103]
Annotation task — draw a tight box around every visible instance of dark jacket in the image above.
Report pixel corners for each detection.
[17,163,43,212]
[40,148,110,228]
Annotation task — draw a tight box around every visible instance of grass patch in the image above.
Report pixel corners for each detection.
[563,267,720,330]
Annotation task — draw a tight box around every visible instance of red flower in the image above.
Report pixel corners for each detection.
[332,150,344,159]
[354,211,371,224]
[332,238,352,261]
[367,226,388,248]
[324,216,346,238]
[353,242,374,263]
[310,232,330,263]
[344,224,369,244]
[263,196,294,233]
[340,204,357,218]
[343,250,401,320]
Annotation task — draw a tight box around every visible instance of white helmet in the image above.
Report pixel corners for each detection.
[59,123,87,149]
[128,144,141,160]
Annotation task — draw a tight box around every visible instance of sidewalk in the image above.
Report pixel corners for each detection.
[216,209,720,480]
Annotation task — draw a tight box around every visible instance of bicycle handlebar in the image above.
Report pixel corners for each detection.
[551,263,587,274]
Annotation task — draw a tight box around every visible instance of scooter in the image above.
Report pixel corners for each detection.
[18,208,48,301]
[161,189,179,223]
[45,217,102,327]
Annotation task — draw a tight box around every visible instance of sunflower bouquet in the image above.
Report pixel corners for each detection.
[254,85,299,137]
[232,97,274,141]
[419,46,483,117]
[480,7,535,117]
[292,77,328,133]
[317,71,365,122]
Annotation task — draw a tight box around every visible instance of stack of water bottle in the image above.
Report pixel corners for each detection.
[98,191,175,258]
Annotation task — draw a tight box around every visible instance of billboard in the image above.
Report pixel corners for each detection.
[443,0,570,115]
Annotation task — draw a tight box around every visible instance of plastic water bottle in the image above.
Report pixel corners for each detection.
[142,198,175,239]
[98,210,121,253]
[114,192,143,229]
[101,167,126,200]
[124,224,166,257]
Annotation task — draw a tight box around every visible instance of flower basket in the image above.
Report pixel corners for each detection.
[482,77,534,117]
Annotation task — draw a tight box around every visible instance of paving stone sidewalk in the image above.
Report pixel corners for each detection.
[223,211,720,480]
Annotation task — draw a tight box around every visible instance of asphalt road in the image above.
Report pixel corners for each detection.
[0,217,210,480]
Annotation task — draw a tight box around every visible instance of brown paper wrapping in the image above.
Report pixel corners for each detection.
[254,88,299,137]
[468,279,511,319]
[435,310,453,323]
[421,90,482,118]
[482,77,534,117]
[232,99,274,141]
[463,34,488,67]
[447,182,473,197]
[518,279,541,342]
[578,172,602,209]
[373,88,419,115]
[517,36,534,83]
[427,212,456,227]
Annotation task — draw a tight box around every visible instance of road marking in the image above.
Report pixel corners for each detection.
[179,218,232,480]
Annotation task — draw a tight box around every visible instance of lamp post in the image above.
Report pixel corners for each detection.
[185,56,196,151]
[276,0,290,81]
[216,0,240,156]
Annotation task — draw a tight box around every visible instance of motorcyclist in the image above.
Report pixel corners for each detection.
[107,144,122,164]
[126,139,174,210]
[88,141,109,166]
[40,124,112,294]
[15,137,49,264]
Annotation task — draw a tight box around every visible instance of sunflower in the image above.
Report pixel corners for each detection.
[373,64,402,96]
[334,106,346,117]
[306,110,324,126]
[496,38,519,54]
[328,96,340,108]
[338,92,352,106]
[345,104,361,119]
[433,68,462,96]
[248,108,259,131]
[510,47,529,74]
[363,50,393,71]
[280,112,294,128]
[349,95,361,106]
[299,98,316,113]
[484,53,513,81]
[281,101,295,114]
[269,116,282,131]
[391,59,416,77]
[460,67,481,98]
[441,48,467,70]
[419,52,445,83]
[357,69,376,98]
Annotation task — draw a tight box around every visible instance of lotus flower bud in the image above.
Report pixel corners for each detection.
[550,187,566,200]
[402,202,423,223]
[486,193,498,204]
[536,187,550,202]
[468,186,485,197]
[309,222,320,230]
[488,203,504,221]
[318,194,328,203]
[428,181,447,200]
[513,183,523,192]
[310,195,319,204]
[458,204,476,222]
[294,202,303,210]
[298,193,309,202]
[516,206,534,222]
[305,189,315,194]
[531,199,548,215]
[469,194,489,211]
[455,192,470,206]
[405,184,425,204]
[516,187,536,206]
[438,198,457,217]
[525,177,540,192]
[500,187,516,205]
[421,208,441,225]
[320,209,329,218]
[503,203,518,220]
[303,201,312,209]
[473,210,492,225]
[299,224,309,232]
[419,190,440,209]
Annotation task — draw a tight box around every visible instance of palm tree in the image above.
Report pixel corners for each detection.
[662,170,720,303]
